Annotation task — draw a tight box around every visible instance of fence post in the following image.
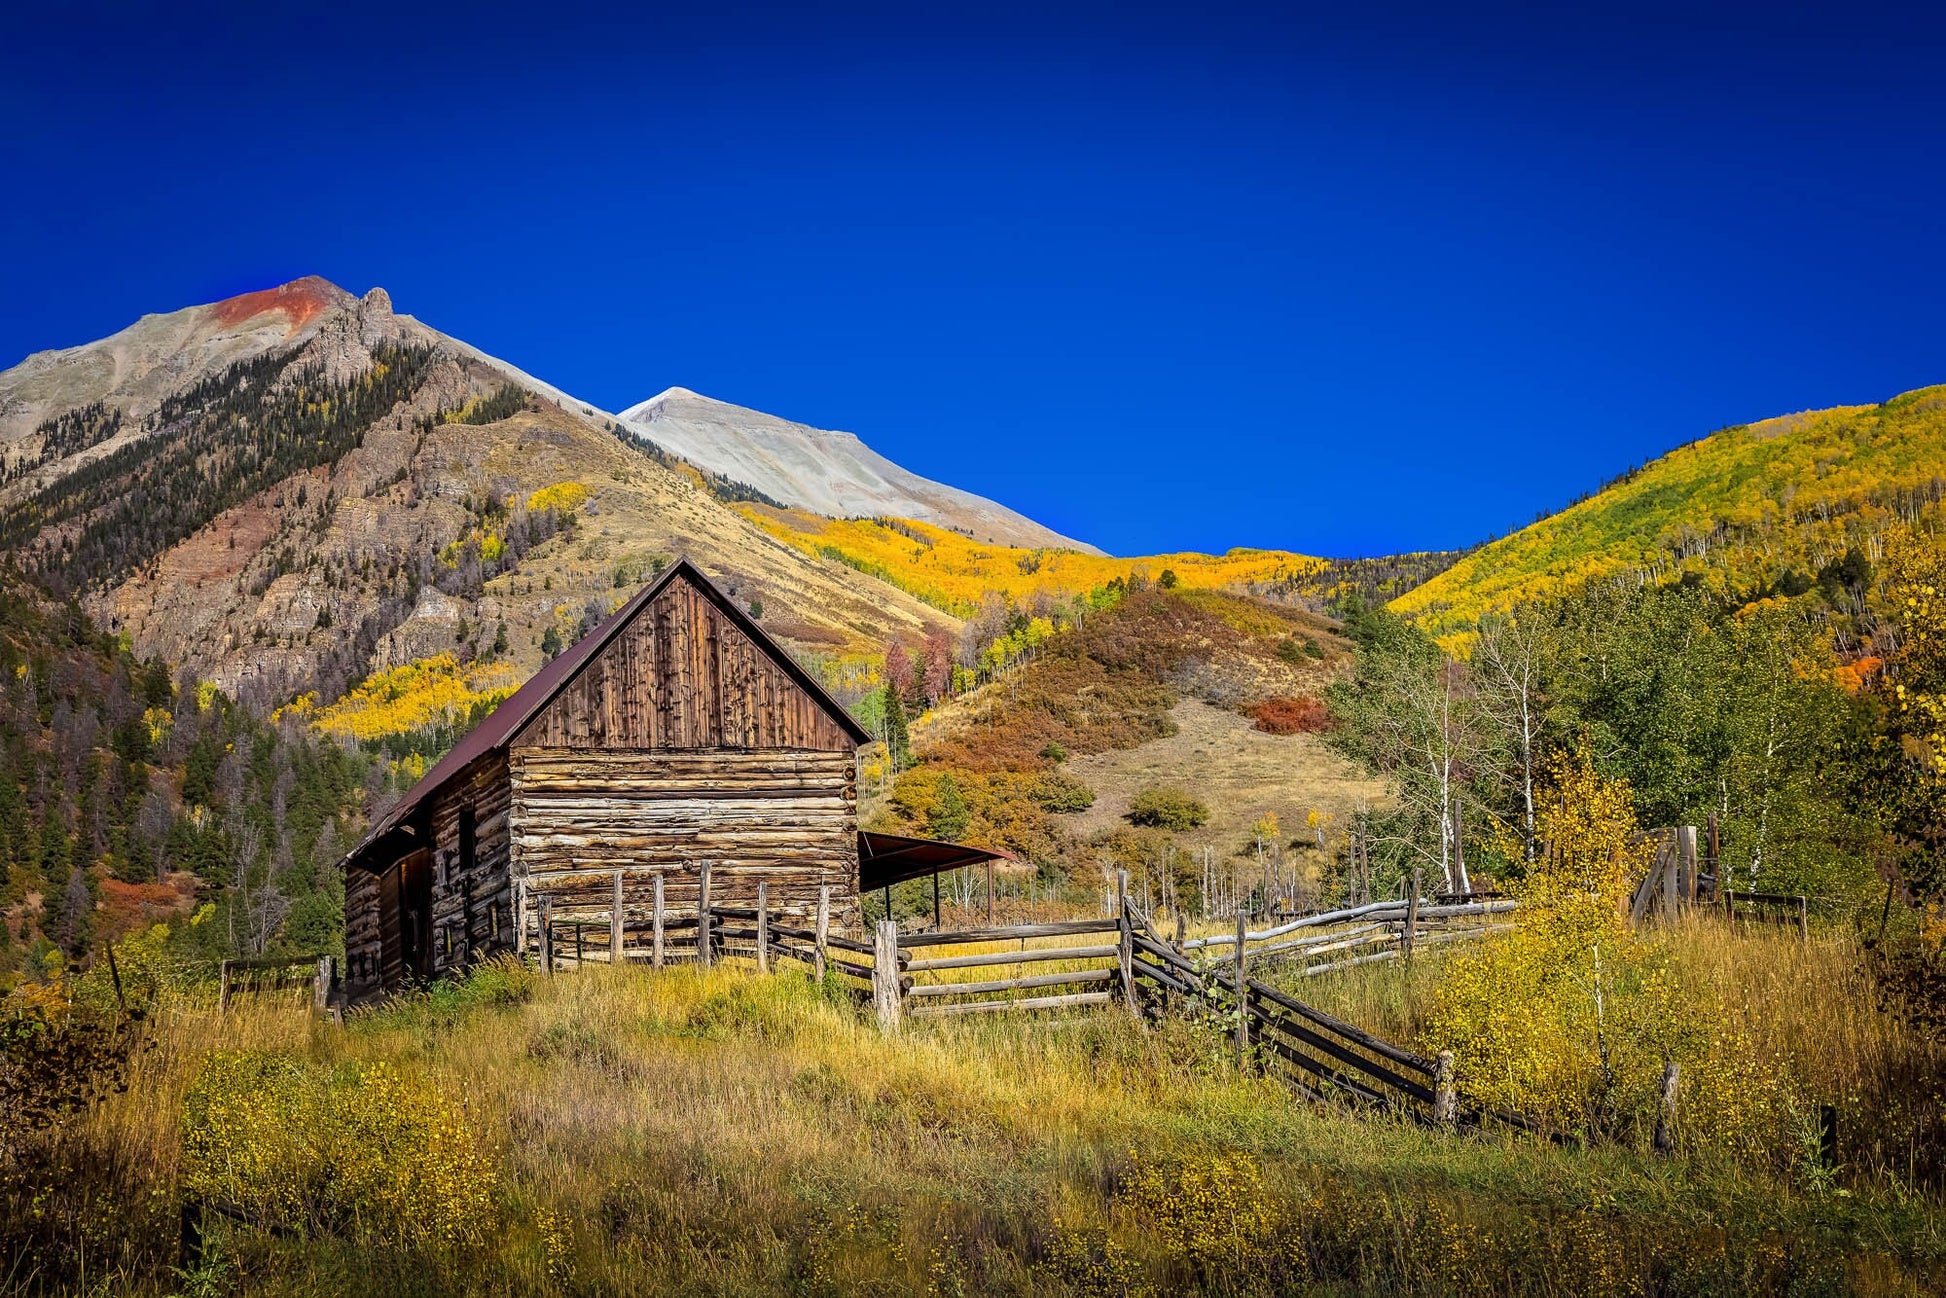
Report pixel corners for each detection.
[1661,837,1680,919]
[815,884,830,982]
[1233,908,1249,1068]
[1707,810,1721,891]
[1678,826,1699,908]
[514,878,527,956]
[611,869,625,964]
[1433,1050,1456,1127]
[1116,869,1137,1014]
[179,1198,205,1271]
[756,880,770,974]
[873,920,903,1033]
[218,959,232,1013]
[314,955,333,1015]
[1654,1061,1680,1154]
[538,895,554,975]
[652,873,665,969]
[1404,870,1422,965]
[697,860,713,969]
[1798,896,1810,942]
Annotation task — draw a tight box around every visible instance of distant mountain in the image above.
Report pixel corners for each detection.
[0,278,949,710]
[616,386,1099,553]
[1391,386,1946,638]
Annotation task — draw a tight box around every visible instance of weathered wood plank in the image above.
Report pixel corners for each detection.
[904,944,1120,973]
[908,968,1115,998]
[908,991,1113,1017]
[511,576,855,751]
[896,919,1122,948]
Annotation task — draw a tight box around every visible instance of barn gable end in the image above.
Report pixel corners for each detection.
[513,571,856,752]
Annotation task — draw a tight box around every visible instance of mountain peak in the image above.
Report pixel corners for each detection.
[208,276,351,334]
[613,388,1099,553]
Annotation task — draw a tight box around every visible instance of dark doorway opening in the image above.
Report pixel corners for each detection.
[380,849,435,986]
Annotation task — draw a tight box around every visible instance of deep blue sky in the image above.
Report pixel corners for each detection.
[6,2,1944,558]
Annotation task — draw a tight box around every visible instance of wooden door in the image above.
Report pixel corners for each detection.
[378,849,434,987]
[400,849,434,979]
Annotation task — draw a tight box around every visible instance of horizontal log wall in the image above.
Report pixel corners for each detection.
[510,748,859,927]
[428,751,514,976]
[344,753,515,1000]
[513,577,855,752]
[344,865,381,998]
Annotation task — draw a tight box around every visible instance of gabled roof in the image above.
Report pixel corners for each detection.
[343,557,869,869]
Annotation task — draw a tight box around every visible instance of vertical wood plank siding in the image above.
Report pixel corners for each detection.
[344,866,381,993]
[426,751,513,974]
[513,579,855,752]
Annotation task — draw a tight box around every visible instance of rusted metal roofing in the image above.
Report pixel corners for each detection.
[342,556,869,870]
[857,830,1013,892]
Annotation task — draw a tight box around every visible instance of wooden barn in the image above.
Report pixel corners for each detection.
[337,557,995,1000]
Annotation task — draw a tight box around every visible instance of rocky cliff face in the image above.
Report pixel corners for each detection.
[0,278,950,709]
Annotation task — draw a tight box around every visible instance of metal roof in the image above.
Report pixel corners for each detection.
[342,556,869,870]
[857,830,1013,892]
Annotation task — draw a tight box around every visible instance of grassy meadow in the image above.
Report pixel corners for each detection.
[10,918,1946,1296]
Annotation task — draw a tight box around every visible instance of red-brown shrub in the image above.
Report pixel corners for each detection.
[1250,695,1333,734]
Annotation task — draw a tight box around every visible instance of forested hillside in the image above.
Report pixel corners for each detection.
[0,575,366,990]
[859,580,1375,917]
[1394,385,1946,640]
[739,505,1319,615]
[0,277,949,712]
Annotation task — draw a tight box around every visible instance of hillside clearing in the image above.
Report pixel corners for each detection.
[1056,697,1385,852]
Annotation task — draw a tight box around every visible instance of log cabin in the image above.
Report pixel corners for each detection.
[337,557,998,1000]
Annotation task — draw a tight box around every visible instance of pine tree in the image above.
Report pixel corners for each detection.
[56,865,91,956]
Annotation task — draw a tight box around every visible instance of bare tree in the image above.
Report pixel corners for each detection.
[1330,629,1487,893]
[1473,612,1554,862]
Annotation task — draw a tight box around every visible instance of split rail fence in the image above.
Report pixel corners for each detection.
[1627,823,1811,937]
[515,859,1538,1132]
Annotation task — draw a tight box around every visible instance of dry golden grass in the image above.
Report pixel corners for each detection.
[15,929,1946,1295]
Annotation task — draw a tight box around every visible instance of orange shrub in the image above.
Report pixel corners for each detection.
[1250,695,1333,734]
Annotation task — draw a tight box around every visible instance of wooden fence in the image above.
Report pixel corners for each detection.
[218,952,335,1015]
[518,865,1534,1134]
[1626,824,1810,937]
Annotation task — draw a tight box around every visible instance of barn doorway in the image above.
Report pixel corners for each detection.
[379,848,435,986]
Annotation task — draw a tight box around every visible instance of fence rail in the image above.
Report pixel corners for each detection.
[510,864,1546,1134]
[218,952,335,1015]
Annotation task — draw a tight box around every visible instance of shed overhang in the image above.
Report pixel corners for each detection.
[857,831,1013,892]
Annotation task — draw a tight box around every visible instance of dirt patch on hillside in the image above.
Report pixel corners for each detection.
[1056,697,1386,855]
